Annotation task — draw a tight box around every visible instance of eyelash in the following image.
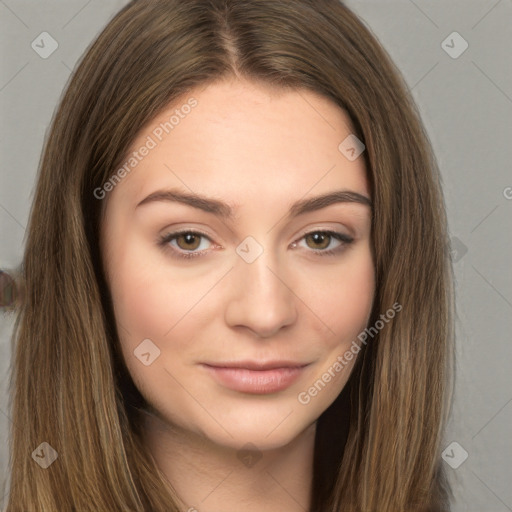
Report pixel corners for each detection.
[157,229,354,260]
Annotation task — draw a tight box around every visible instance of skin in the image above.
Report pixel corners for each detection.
[100,77,375,512]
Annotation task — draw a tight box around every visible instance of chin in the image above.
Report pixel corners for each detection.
[190,407,316,453]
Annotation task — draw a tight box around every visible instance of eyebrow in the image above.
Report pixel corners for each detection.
[136,187,372,220]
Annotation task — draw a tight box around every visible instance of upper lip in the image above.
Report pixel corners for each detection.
[202,360,310,371]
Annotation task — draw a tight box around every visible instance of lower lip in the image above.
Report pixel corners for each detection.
[201,365,307,394]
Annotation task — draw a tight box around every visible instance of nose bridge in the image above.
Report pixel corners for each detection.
[238,231,293,292]
[240,248,285,299]
[224,235,297,336]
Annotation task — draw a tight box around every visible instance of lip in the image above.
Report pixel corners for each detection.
[201,361,310,394]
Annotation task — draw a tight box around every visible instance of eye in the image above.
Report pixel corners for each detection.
[157,229,354,260]
[157,230,214,259]
[294,230,354,257]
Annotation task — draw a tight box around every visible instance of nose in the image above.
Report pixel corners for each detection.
[224,249,298,339]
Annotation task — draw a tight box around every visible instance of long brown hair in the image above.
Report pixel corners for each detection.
[4,0,455,510]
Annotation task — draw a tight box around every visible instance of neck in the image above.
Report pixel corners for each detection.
[141,410,316,512]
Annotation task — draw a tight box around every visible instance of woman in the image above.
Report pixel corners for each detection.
[5,0,455,510]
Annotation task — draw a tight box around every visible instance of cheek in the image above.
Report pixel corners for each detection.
[107,235,215,379]
[110,261,169,337]
[294,247,374,410]
[307,246,375,348]
[106,235,186,358]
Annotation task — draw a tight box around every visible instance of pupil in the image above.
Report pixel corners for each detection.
[180,233,199,249]
[310,232,328,249]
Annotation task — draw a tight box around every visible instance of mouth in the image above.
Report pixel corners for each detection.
[200,360,311,394]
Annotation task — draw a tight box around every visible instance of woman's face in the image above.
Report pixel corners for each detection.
[100,77,375,451]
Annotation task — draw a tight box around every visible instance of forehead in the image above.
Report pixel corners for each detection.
[103,78,369,215]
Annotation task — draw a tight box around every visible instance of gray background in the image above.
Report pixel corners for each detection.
[1,1,511,510]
